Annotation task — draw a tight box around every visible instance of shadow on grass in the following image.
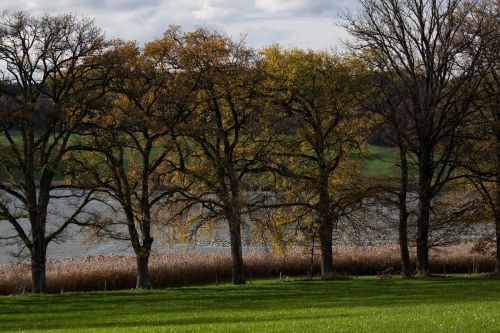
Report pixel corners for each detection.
[1,278,499,331]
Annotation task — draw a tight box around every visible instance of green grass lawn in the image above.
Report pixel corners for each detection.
[1,277,499,333]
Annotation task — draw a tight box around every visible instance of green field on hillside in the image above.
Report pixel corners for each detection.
[358,144,400,177]
[0,135,402,181]
[1,277,499,333]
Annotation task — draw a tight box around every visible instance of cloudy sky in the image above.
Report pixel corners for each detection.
[0,0,358,50]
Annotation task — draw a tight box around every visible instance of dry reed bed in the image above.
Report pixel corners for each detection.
[0,243,495,294]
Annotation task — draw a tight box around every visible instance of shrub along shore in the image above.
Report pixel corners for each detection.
[0,243,495,295]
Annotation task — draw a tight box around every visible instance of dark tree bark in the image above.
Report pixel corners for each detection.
[495,193,500,274]
[228,216,246,285]
[123,208,155,289]
[415,199,431,276]
[318,222,334,279]
[398,146,411,278]
[416,154,433,276]
[496,117,500,273]
[318,188,334,278]
[125,208,155,290]
[136,250,152,289]
[30,236,48,293]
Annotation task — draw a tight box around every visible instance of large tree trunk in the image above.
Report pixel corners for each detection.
[31,238,47,293]
[495,120,500,274]
[318,222,334,279]
[127,210,154,289]
[495,208,500,274]
[134,231,153,289]
[399,209,411,278]
[317,186,334,279]
[30,201,48,293]
[228,216,246,285]
[416,194,431,276]
[398,147,411,278]
[416,152,433,277]
[135,251,152,289]
[137,177,153,289]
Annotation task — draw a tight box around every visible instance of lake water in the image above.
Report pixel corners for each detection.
[0,190,493,263]
[0,190,263,263]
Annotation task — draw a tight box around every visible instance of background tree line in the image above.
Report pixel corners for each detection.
[0,0,498,293]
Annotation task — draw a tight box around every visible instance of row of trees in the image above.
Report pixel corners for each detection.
[0,0,498,293]
[344,0,499,277]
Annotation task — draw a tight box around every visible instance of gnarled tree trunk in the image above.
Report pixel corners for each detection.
[416,195,431,276]
[228,214,246,285]
[317,187,334,279]
[318,222,334,279]
[398,146,411,278]
[30,238,47,293]
[127,209,154,289]
[135,248,152,289]
[495,122,500,273]
[30,200,49,293]
[495,207,500,274]
[416,152,433,277]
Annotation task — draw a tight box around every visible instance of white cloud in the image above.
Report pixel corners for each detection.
[192,0,236,20]
[0,0,357,49]
[255,0,306,13]
[254,0,353,15]
[223,17,350,51]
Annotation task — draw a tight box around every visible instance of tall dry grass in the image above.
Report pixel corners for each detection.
[0,243,495,294]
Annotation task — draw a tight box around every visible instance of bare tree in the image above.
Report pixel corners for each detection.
[0,11,106,292]
[166,28,270,285]
[262,47,376,278]
[344,0,486,275]
[361,82,415,278]
[66,36,195,289]
[459,0,500,272]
